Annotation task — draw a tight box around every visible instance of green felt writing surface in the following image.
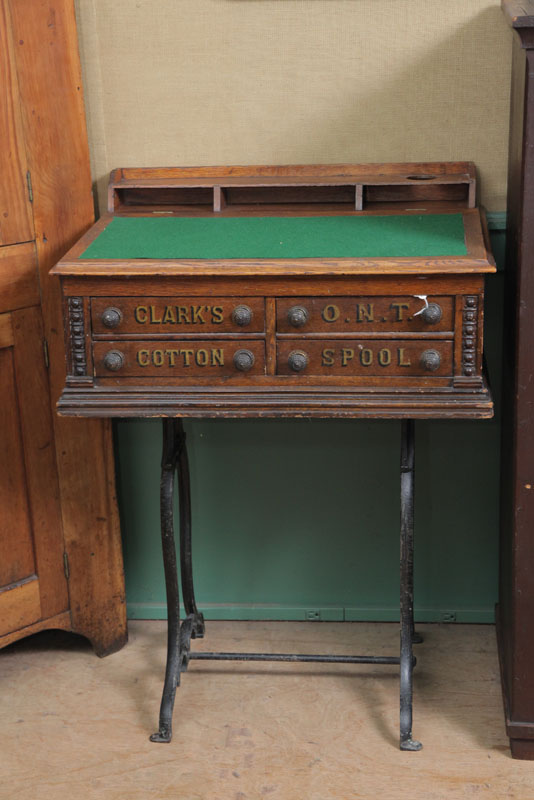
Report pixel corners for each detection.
[81,214,468,260]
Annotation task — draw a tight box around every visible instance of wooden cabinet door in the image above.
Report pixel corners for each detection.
[0,0,127,655]
[0,0,33,246]
[0,304,68,638]
[0,0,69,638]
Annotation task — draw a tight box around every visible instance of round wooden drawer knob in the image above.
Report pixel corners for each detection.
[420,303,442,325]
[101,307,123,328]
[288,350,309,372]
[287,305,309,328]
[231,304,253,327]
[103,349,125,371]
[233,349,255,372]
[420,349,441,372]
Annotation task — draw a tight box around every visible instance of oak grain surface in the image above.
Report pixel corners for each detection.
[0,242,40,313]
[8,0,126,654]
[0,0,33,246]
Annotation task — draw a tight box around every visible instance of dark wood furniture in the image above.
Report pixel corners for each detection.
[0,0,126,656]
[499,0,534,762]
[51,163,494,749]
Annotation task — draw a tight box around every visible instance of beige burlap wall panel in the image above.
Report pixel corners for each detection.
[75,0,512,212]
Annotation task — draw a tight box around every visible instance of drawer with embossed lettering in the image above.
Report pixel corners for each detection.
[276,339,453,377]
[276,296,453,334]
[93,340,265,377]
[91,297,265,335]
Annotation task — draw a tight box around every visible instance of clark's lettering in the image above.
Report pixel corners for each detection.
[134,305,224,325]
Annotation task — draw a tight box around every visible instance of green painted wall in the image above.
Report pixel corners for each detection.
[116,229,505,624]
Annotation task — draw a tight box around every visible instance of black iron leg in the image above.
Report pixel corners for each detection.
[176,419,205,639]
[150,420,205,742]
[399,419,422,751]
[150,419,183,743]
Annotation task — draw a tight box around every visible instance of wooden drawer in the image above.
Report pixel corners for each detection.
[93,340,266,377]
[276,339,453,377]
[91,297,265,335]
[276,296,454,333]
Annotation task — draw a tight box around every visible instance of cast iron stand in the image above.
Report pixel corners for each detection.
[150,418,422,751]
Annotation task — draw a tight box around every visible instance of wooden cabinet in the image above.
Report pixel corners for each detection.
[52,163,494,421]
[499,0,534,761]
[0,0,126,656]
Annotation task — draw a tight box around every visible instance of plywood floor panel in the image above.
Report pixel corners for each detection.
[0,621,530,799]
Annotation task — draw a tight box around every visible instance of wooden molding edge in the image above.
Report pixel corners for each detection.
[0,611,71,650]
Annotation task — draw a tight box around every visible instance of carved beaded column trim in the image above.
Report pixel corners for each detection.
[67,297,87,378]
[462,296,479,378]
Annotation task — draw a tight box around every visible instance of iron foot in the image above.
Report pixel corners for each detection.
[400,737,423,751]
[412,631,424,644]
[191,612,206,639]
[150,723,172,743]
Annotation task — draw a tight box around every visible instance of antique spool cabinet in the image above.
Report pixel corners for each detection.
[51,163,494,750]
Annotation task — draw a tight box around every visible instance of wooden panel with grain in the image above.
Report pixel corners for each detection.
[0,242,40,313]
[0,577,41,637]
[0,311,14,348]
[0,610,71,649]
[61,274,486,300]
[9,0,126,655]
[0,0,33,246]
[11,307,68,618]
[0,339,36,588]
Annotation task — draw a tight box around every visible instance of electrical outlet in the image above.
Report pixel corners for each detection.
[441,611,456,623]
[306,610,321,621]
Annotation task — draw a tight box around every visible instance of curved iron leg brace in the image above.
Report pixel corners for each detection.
[399,420,422,751]
[176,420,205,639]
[151,420,205,742]
[150,419,182,742]
[150,419,191,742]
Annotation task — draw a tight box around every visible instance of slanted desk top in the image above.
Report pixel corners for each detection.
[79,213,469,260]
[52,162,495,418]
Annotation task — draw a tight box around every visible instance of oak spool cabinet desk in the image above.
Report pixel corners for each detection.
[51,163,495,750]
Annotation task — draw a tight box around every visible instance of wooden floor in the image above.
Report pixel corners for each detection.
[1,620,532,799]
